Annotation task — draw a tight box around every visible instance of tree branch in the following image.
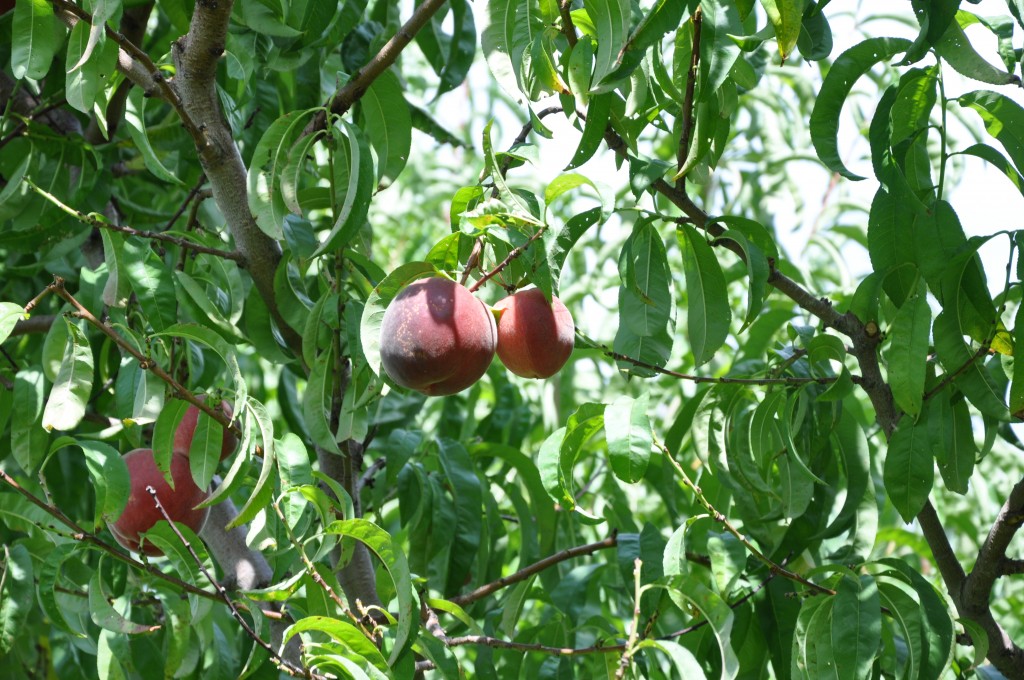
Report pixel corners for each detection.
[451,535,618,606]
[41,277,248,446]
[25,180,244,263]
[676,7,702,176]
[146,487,313,678]
[0,468,219,602]
[171,0,302,356]
[304,0,451,136]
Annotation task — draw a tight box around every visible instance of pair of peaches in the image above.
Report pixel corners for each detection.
[379,279,575,396]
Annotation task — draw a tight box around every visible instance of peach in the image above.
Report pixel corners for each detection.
[109,448,210,556]
[174,397,237,462]
[493,288,574,379]
[379,278,497,396]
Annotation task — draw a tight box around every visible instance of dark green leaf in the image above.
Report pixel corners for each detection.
[831,573,881,679]
[810,37,912,180]
[678,224,730,366]
[883,417,934,523]
[359,71,412,187]
[11,0,59,80]
[0,544,33,654]
[885,276,931,417]
[42,319,93,432]
[605,393,652,483]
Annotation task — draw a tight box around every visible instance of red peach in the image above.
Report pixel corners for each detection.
[109,448,209,556]
[493,288,575,379]
[379,278,497,396]
[174,397,237,462]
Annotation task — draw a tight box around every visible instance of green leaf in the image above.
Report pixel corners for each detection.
[283,616,388,674]
[42,319,93,432]
[481,0,531,100]
[885,276,931,417]
[678,224,730,366]
[174,270,244,342]
[883,417,934,523]
[37,543,84,637]
[716,229,768,330]
[959,91,1024,178]
[325,519,416,665]
[669,577,740,679]
[614,220,674,375]
[544,206,602,292]
[831,573,881,679]
[11,0,59,80]
[959,143,1024,199]
[65,20,118,114]
[359,71,412,187]
[636,639,706,678]
[933,311,1006,419]
[124,88,186,186]
[930,391,975,495]
[229,397,276,528]
[188,411,222,490]
[89,568,153,634]
[810,37,912,180]
[122,238,177,331]
[304,344,341,454]
[537,402,605,513]
[588,0,630,88]
[698,0,743,103]
[758,0,802,61]
[436,439,483,595]
[0,303,25,345]
[0,544,33,654]
[936,18,1020,86]
[604,393,652,484]
[77,440,130,526]
[314,119,375,256]
[565,92,612,170]
[12,369,46,473]
[248,109,318,240]
[152,399,190,478]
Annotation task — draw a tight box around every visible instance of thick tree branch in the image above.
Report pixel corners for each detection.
[171,0,302,356]
[304,0,450,136]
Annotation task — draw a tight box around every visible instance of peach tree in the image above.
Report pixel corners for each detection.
[2,0,1024,678]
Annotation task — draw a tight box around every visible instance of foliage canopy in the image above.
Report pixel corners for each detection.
[2,0,1024,678]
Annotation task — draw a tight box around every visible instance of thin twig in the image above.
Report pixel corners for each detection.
[0,468,219,602]
[271,497,372,636]
[656,438,836,597]
[468,228,546,293]
[145,487,315,679]
[451,535,618,606]
[43,278,248,445]
[163,175,208,232]
[304,0,450,135]
[26,180,244,264]
[676,7,702,176]
[588,336,839,385]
